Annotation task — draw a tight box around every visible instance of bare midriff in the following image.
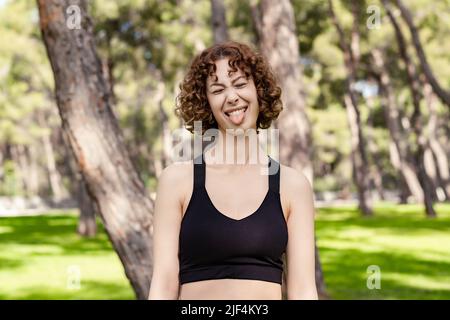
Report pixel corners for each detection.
[178,278,282,300]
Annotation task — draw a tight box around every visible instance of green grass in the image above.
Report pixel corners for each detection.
[316,202,450,299]
[0,211,134,299]
[1,202,449,299]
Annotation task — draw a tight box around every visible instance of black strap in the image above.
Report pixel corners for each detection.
[194,153,279,193]
[193,153,205,190]
[268,156,280,193]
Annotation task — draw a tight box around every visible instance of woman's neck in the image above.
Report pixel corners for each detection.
[205,129,265,166]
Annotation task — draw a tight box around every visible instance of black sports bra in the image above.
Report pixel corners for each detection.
[178,153,288,285]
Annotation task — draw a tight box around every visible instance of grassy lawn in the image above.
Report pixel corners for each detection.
[0,202,449,299]
[316,202,450,299]
[0,211,134,299]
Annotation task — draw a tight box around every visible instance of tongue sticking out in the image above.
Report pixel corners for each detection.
[228,109,245,125]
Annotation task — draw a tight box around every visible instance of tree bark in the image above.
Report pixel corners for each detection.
[77,177,98,237]
[250,0,263,44]
[422,77,450,200]
[37,0,154,299]
[394,0,450,108]
[210,0,229,44]
[366,96,386,201]
[383,0,437,217]
[42,132,65,201]
[10,145,28,196]
[256,0,313,180]
[328,0,373,216]
[155,82,172,168]
[254,0,328,299]
[11,144,40,196]
[371,49,424,204]
[37,111,67,201]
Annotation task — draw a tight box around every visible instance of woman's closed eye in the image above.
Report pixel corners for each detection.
[212,83,247,94]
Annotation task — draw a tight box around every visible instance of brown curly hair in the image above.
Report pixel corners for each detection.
[175,41,283,134]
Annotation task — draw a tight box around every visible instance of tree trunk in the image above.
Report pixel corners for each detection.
[371,49,424,204]
[210,0,229,44]
[77,177,98,237]
[102,32,116,107]
[27,144,41,196]
[394,0,450,108]
[37,0,155,299]
[38,111,67,201]
[42,132,66,201]
[11,144,40,196]
[422,77,450,200]
[383,0,437,217]
[254,0,328,299]
[250,1,263,44]
[328,0,373,216]
[155,82,172,168]
[366,96,386,201]
[61,129,100,233]
[256,0,313,180]
[398,175,411,204]
[10,145,29,196]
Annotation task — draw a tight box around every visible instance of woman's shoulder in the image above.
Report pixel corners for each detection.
[156,159,195,206]
[278,163,312,195]
[159,159,193,183]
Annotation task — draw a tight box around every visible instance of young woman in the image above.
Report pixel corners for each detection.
[148,41,317,300]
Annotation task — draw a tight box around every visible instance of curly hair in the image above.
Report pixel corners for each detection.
[175,41,283,134]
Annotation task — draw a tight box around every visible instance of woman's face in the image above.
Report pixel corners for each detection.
[206,58,259,134]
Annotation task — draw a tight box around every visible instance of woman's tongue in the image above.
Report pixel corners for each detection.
[228,109,245,125]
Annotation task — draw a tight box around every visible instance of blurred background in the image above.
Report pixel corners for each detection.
[0,0,449,299]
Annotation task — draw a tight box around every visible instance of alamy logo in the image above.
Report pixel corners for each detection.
[366,265,381,289]
[366,5,381,30]
[66,5,81,30]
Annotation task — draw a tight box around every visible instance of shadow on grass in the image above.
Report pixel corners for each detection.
[0,214,136,299]
[316,203,450,299]
[317,204,450,234]
[319,246,450,299]
[0,215,113,257]
[0,214,116,276]
[0,280,135,300]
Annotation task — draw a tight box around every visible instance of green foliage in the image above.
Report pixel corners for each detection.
[309,106,352,192]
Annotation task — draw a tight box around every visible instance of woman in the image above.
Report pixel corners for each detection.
[148,41,317,300]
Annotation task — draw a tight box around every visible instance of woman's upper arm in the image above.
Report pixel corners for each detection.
[284,168,318,300]
[148,163,189,300]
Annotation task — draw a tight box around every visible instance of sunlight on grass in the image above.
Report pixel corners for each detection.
[0,212,134,300]
[316,202,450,299]
[382,273,450,290]
[1,203,449,299]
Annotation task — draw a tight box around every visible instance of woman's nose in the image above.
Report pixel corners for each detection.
[227,94,239,106]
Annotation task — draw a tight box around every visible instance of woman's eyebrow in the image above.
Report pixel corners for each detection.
[209,75,246,88]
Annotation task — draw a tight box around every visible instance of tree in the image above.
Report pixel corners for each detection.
[394,0,450,108]
[421,76,450,200]
[382,0,437,217]
[251,0,328,300]
[210,0,229,43]
[37,0,154,299]
[371,48,424,204]
[328,0,373,216]
[76,178,98,237]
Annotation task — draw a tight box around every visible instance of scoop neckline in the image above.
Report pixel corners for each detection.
[203,185,271,222]
[201,154,272,222]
